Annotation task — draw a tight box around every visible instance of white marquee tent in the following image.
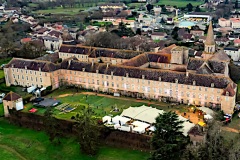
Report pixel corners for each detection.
[120,105,195,136]
[112,115,130,125]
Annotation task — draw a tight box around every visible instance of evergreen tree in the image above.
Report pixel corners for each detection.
[149,111,189,160]
[43,107,62,144]
[75,107,100,155]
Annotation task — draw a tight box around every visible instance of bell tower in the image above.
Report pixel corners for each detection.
[204,21,215,54]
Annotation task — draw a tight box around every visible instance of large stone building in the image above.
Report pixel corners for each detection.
[3,24,236,115]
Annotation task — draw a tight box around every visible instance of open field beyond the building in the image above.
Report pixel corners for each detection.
[157,0,203,7]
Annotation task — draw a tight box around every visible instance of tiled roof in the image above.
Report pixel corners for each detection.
[205,21,215,45]
[3,91,21,101]
[209,50,230,62]
[187,57,226,74]
[5,58,60,72]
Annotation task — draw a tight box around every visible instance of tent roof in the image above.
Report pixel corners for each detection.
[112,115,130,123]
[198,106,214,115]
[121,105,164,123]
[132,121,150,128]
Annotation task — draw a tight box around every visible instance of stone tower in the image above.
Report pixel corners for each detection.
[204,21,215,54]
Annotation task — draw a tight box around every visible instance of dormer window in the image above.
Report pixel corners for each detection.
[211,83,214,88]
[96,70,99,73]
[193,81,196,86]
[82,68,85,72]
[175,79,178,83]
[142,75,145,79]
[226,91,229,96]
[159,77,161,81]
[126,73,129,77]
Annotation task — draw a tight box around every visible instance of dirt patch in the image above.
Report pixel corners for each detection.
[57,94,73,98]
[222,127,239,133]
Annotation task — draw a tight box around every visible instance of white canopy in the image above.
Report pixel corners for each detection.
[133,127,146,134]
[132,121,150,129]
[198,106,214,115]
[112,115,130,125]
[118,125,132,132]
[204,114,213,120]
[181,121,195,136]
[121,105,164,123]
[102,116,111,123]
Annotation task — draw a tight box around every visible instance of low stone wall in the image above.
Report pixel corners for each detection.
[8,111,152,151]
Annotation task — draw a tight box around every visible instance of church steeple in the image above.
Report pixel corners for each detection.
[204,21,215,54]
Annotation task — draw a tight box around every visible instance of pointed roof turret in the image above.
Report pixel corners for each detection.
[205,21,215,45]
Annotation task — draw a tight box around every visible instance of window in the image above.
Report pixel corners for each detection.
[40,78,42,82]
[199,87,201,91]
[36,77,38,82]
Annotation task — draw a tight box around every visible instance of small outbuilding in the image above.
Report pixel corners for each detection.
[3,91,23,117]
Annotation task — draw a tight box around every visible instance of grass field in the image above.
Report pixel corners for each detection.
[34,7,86,15]
[0,70,4,79]
[0,104,4,117]
[0,118,149,160]
[22,88,171,120]
[157,0,203,7]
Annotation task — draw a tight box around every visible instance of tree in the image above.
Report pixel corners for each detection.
[183,121,240,160]
[195,6,201,12]
[146,4,154,13]
[149,111,189,160]
[75,107,100,155]
[229,62,240,82]
[136,28,142,35]
[43,107,62,144]
[186,3,193,12]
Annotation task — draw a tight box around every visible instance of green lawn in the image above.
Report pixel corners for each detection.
[92,21,113,27]
[0,103,4,117]
[0,118,150,160]
[22,88,172,120]
[34,7,87,15]
[0,83,29,96]
[0,70,4,79]
[157,0,203,7]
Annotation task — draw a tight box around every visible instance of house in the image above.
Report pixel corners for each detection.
[234,39,240,47]
[215,37,229,46]
[3,91,23,117]
[153,6,162,16]
[190,30,204,37]
[151,32,167,40]
[224,47,240,61]
[166,18,174,24]
[218,18,231,27]
[230,18,240,29]
[182,34,193,42]
[99,3,126,11]
[199,36,207,43]
[228,34,239,41]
